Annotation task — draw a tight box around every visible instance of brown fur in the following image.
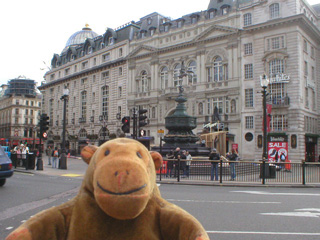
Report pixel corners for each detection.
[6,138,210,240]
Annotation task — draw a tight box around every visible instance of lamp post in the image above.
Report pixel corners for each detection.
[260,74,269,160]
[99,114,107,145]
[59,88,69,169]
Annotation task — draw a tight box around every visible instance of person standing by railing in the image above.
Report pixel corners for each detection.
[166,150,174,178]
[209,148,220,181]
[184,151,192,178]
[227,149,238,181]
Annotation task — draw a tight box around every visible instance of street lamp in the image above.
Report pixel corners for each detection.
[260,74,269,160]
[59,88,69,169]
[99,114,107,145]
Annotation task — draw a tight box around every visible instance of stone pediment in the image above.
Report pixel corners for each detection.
[127,45,158,58]
[194,25,239,42]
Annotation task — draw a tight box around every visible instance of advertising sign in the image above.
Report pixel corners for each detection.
[268,141,288,163]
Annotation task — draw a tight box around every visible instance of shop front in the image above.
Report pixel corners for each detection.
[305,134,318,162]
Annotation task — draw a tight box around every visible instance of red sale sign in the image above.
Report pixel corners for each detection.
[267,141,288,163]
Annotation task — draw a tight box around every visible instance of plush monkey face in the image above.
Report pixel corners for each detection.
[81,138,162,220]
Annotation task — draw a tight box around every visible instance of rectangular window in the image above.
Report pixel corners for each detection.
[81,78,87,85]
[74,65,77,72]
[206,67,212,82]
[243,13,252,26]
[102,53,110,62]
[304,61,308,76]
[271,115,288,132]
[119,67,123,76]
[65,68,70,76]
[50,74,55,80]
[305,88,309,108]
[102,71,109,80]
[304,40,308,53]
[93,58,96,66]
[244,64,253,79]
[269,83,285,104]
[213,97,223,114]
[266,36,285,51]
[245,89,254,107]
[311,46,315,58]
[244,43,252,55]
[311,66,315,81]
[245,116,254,129]
[81,61,88,70]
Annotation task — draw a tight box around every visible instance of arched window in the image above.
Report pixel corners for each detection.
[160,66,168,89]
[79,129,87,138]
[198,102,203,115]
[270,3,280,19]
[173,64,182,87]
[243,13,252,26]
[214,56,224,82]
[141,71,148,92]
[188,61,197,84]
[208,9,217,19]
[101,86,109,120]
[81,91,87,121]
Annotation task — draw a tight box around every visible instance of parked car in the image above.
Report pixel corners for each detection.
[1,145,11,158]
[0,145,13,186]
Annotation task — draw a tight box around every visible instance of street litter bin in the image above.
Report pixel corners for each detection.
[260,163,276,179]
[26,153,36,170]
[269,165,276,178]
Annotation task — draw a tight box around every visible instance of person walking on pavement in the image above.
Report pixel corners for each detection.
[47,146,53,166]
[209,148,220,181]
[52,147,59,168]
[227,149,238,181]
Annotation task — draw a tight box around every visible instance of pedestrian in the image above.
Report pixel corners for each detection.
[47,146,53,165]
[173,147,181,177]
[209,148,220,181]
[52,147,59,168]
[184,151,192,177]
[21,144,27,165]
[227,149,238,181]
[166,150,174,178]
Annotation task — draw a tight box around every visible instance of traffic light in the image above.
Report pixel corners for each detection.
[138,109,148,129]
[121,116,130,133]
[40,113,50,134]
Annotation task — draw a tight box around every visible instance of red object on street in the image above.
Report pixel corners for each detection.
[156,161,167,174]
[285,159,291,171]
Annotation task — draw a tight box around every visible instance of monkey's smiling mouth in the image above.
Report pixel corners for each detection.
[97,182,147,195]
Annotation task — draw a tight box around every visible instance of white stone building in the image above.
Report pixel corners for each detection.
[39,0,319,161]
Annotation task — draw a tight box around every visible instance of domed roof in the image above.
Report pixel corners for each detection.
[62,24,98,53]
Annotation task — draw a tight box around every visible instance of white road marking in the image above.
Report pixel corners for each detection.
[232,190,320,196]
[167,199,280,204]
[6,227,14,230]
[261,208,320,218]
[207,230,320,236]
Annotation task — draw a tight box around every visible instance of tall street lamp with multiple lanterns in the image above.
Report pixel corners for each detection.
[260,74,270,160]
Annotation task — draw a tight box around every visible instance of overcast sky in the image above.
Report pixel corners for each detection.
[0,0,318,87]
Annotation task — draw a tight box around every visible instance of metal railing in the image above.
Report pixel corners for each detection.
[157,158,320,186]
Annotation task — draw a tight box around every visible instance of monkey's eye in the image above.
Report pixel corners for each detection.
[105,150,110,156]
[137,152,142,158]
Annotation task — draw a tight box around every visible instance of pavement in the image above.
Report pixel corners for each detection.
[14,155,87,178]
[13,155,320,188]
